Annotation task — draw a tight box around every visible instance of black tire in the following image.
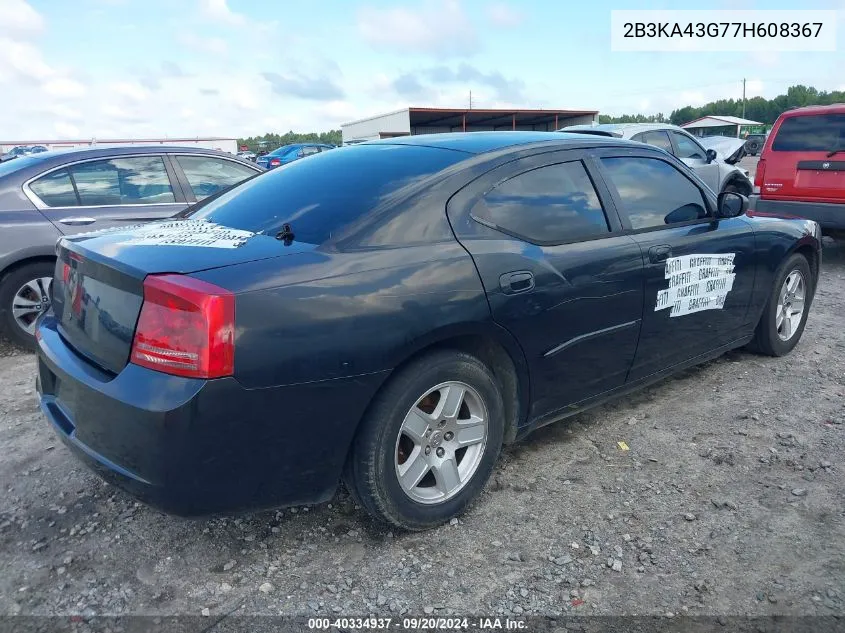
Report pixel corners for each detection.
[748,253,812,357]
[0,260,55,350]
[344,350,505,530]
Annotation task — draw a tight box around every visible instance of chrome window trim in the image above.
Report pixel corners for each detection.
[22,153,183,210]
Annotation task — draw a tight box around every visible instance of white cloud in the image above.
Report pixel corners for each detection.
[179,32,228,56]
[53,121,80,138]
[109,80,150,101]
[0,37,52,81]
[0,0,44,38]
[357,0,478,56]
[487,3,523,27]
[199,0,246,26]
[42,77,86,98]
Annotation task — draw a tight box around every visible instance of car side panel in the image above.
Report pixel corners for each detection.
[194,243,501,389]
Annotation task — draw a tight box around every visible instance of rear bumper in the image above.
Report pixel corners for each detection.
[35,315,388,516]
[749,195,845,230]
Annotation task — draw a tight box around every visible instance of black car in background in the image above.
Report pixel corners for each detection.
[744,133,767,156]
[0,146,262,348]
[35,132,821,530]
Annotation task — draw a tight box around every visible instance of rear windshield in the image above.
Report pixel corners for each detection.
[186,144,467,244]
[269,145,297,156]
[771,113,845,152]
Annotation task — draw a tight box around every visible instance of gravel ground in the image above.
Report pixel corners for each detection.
[1,239,844,621]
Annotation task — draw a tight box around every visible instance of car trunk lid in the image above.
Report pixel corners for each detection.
[52,219,311,374]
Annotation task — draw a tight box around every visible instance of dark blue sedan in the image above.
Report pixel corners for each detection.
[35,132,822,530]
[256,143,335,169]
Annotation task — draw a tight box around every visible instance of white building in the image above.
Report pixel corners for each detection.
[342,107,599,144]
[0,137,239,155]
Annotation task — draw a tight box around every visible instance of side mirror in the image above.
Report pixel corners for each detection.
[706,149,718,163]
[716,191,747,218]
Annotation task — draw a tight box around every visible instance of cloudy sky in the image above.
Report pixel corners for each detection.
[0,0,843,140]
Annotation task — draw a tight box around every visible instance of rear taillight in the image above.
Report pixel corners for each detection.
[130,274,235,379]
[754,158,766,188]
[61,262,71,284]
[270,158,281,166]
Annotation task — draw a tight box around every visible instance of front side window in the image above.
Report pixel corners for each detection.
[472,161,610,244]
[672,132,706,160]
[601,156,708,230]
[301,146,320,156]
[30,168,78,207]
[69,156,175,206]
[175,156,256,201]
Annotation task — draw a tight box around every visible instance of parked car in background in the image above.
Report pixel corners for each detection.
[743,133,767,156]
[0,146,262,348]
[751,104,845,234]
[1,146,32,161]
[256,143,335,169]
[236,150,256,162]
[561,123,754,196]
[35,132,820,529]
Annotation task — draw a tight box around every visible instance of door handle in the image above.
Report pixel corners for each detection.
[648,245,672,264]
[500,270,535,294]
[58,217,96,226]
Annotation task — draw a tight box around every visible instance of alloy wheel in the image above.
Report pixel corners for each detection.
[12,276,52,336]
[776,269,805,342]
[394,381,489,505]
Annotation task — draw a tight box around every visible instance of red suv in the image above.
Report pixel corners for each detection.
[752,103,845,233]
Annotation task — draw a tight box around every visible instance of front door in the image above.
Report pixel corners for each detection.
[447,150,644,420]
[28,154,187,236]
[595,152,756,381]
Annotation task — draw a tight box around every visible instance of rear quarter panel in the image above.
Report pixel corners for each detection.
[194,244,498,389]
[0,208,61,276]
[744,214,821,323]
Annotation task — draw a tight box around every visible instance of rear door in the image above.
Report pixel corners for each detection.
[447,150,644,420]
[170,154,259,202]
[595,150,756,381]
[26,154,187,236]
[762,112,845,203]
[669,131,720,192]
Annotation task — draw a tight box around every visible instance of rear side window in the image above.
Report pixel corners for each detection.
[640,131,673,153]
[187,144,465,245]
[70,157,175,205]
[601,156,708,230]
[472,161,609,244]
[30,169,78,207]
[771,114,845,151]
[175,156,256,201]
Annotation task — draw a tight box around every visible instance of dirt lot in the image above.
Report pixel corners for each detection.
[1,240,844,622]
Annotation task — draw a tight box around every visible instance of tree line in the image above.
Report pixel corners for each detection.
[237,130,342,152]
[598,84,844,127]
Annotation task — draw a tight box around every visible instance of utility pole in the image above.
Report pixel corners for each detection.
[742,78,746,119]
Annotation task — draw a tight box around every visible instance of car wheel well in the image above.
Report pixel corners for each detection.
[0,255,56,285]
[793,245,818,293]
[722,176,752,196]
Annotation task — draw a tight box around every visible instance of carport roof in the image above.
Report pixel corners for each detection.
[342,107,598,129]
[681,115,762,129]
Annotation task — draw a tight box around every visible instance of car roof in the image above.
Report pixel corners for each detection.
[0,145,255,183]
[559,122,686,138]
[781,103,845,117]
[365,131,634,154]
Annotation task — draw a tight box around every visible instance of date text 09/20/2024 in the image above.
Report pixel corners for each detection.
[307,617,528,630]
